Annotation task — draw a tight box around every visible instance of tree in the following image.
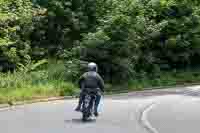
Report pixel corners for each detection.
[32,0,97,58]
[80,0,200,82]
[0,0,33,71]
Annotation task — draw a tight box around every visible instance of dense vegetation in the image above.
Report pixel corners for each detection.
[1,0,200,103]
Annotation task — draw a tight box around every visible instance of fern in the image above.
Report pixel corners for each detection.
[17,59,48,73]
[30,59,48,71]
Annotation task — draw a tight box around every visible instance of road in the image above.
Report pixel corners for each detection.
[0,85,200,133]
[147,95,200,133]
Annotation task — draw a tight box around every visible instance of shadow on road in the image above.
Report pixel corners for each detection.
[64,118,96,124]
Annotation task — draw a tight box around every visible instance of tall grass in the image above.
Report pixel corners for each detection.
[127,69,200,91]
[105,69,200,93]
[1,61,200,104]
[0,61,79,104]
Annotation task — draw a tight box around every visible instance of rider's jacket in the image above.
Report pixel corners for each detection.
[78,71,104,92]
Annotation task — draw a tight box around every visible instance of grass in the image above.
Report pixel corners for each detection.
[127,69,200,90]
[106,69,200,93]
[0,61,79,104]
[1,65,200,104]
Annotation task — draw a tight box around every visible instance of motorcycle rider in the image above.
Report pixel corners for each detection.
[75,62,104,117]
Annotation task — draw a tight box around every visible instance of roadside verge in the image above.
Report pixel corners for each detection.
[0,83,200,110]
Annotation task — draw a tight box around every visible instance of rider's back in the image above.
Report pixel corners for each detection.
[79,71,104,91]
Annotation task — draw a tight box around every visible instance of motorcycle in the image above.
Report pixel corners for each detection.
[81,88,97,121]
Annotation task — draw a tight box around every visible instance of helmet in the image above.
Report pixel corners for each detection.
[88,62,98,72]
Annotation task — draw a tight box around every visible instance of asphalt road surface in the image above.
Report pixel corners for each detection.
[0,85,200,133]
[148,95,200,133]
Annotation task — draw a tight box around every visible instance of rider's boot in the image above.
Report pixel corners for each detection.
[75,93,84,112]
[94,108,99,117]
[75,105,82,112]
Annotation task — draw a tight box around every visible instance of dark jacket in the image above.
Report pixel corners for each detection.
[78,71,104,92]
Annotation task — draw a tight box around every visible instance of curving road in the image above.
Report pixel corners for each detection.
[0,97,154,133]
[147,95,200,133]
[0,85,200,133]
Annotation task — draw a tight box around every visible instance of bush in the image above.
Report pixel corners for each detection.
[55,81,78,96]
[47,60,66,81]
[79,0,200,83]
[0,62,79,103]
[0,0,34,71]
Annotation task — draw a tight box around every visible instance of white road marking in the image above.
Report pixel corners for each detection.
[140,103,159,133]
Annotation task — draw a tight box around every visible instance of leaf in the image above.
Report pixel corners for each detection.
[0,38,15,46]
[30,59,48,71]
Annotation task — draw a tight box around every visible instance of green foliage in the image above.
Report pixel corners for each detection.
[17,59,48,73]
[46,59,84,82]
[80,0,200,82]
[0,69,78,104]
[0,0,33,71]
[31,0,97,58]
[47,60,66,81]
[141,0,200,69]
[127,69,200,91]
[2,0,200,84]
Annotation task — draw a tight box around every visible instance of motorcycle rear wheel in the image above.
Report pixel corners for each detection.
[82,113,89,121]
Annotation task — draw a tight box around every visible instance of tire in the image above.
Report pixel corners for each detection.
[82,99,90,121]
[82,113,88,121]
[81,93,95,121]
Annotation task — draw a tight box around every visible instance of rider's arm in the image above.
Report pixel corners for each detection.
[78,74,85,89]
[97,74,105,92]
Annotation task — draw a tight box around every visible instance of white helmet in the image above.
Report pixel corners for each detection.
[88,62,98,72]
